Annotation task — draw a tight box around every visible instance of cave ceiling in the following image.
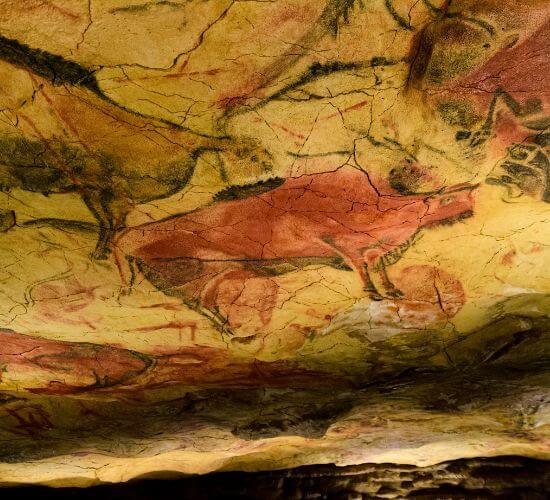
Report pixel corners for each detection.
[0,0,548,487]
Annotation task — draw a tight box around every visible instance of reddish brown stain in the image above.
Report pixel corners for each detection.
[141,347,352,390]
[270,3,319,27]
[323,99,371,119]
[6,404,53,436]
[127,321,197,333]
[501,249,517,266]
[270,122,307,140]
[393,265,466,321]
[26,0,81,21]
[0,329,151,394]
[127,321,198,342]
[31,277,106,331]
[0,330,352,394]
[137,302,186,312]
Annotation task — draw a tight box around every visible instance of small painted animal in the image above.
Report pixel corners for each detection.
[115,167,477,332]
[0,35,273,259]
[486,130,550,201]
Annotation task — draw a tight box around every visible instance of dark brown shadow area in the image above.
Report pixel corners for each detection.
[2,456,549,499]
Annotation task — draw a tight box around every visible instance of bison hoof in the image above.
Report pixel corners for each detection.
[369,292,384,301]
[118,286,133,298]
[386,288,404,299]
[0,210,16,232]
[91,248,111,260]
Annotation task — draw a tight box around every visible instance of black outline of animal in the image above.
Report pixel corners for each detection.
[486,130,550,201]
[0,35,273,259]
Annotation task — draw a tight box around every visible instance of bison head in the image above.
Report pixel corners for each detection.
[421,183,478,228]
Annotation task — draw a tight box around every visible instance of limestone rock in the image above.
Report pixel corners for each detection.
[0,0,548,489]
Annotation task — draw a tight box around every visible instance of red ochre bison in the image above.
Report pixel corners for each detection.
[115,167,477,334]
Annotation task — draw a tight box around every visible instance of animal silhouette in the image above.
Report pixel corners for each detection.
[115,167,477,333]
[0,1,423,260]
[486,129,549,201]
[0,35,273,259]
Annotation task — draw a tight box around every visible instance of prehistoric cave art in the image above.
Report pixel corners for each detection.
[0,0,548,488]
[486,129,549,202]
[115,168,477,334]
[0,36,273,260]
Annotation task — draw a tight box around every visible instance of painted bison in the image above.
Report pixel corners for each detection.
[115,167,477,333]
[0,35,273,259]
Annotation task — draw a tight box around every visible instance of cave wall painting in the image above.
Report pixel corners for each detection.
[115,167,477,335]
[0,0,547,384]
[0,0,548,483]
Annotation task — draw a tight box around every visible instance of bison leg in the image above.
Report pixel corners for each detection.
[82,194,128,260]
[363,264,384,301]
[114,254,137,296]
[202,267,279,331]
[182,296,235,337]
[319,236,371,286]
[136,258,238,336]
[321,237,401,301]
[367,261,403,300]
[174,261,278,335]
[378,266,404,299]
[82,194,115,260]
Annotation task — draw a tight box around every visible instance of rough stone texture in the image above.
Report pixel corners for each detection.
[0,0,548,489]
[3,456,550,499]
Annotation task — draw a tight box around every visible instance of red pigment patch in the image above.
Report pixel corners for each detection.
[488,113,536,158]
[27,0,81,21]
[323,99,370,119]
[393,265,466,322]
[461,20,550,104]
[30,276,107,330]
[269,122,307,140]
[6,404,53,436]
[127,321,198,342]
[501,249,517,266]
[431,19,550,110]
[0,330,150,394]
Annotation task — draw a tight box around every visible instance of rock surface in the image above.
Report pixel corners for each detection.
[0,0,548,488]
[5,456,550,498]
